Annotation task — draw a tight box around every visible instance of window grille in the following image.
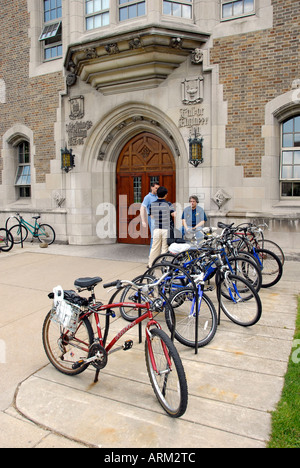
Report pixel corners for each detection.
[15,142,31,198]
[85,0,110,30]
[119,0,146,21]
[221,0,254,20]
[281,116,300,197]
[163,0,192,19]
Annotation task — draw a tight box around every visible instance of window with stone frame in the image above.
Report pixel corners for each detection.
[15,141,31,199]
[119,0,146,21]
[39,0,62,61]
[163,0,192,19]
[85,0,110,30]
[221,0,254,20]
[280,115,300,198]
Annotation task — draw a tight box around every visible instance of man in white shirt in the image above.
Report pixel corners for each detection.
[141,182,160,249]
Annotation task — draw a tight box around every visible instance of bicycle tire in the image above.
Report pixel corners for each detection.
[145,327,188,418]
[9,224,28,244]
[167,287,217,348]
[172,249,200,271]
[219,273,262,326]
[42,311,93,376]
[38,223,56,245]
[0,228,14,252]
[226,255,262,293]
[253,248,283,288]
[257,239,285,266]
[152,253,176,266]
[119,274,157,321]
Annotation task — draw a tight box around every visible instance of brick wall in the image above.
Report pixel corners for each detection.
[0,0,64,185]
[210,0,300,178]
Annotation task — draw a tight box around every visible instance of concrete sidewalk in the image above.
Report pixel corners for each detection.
[0,243,299,448]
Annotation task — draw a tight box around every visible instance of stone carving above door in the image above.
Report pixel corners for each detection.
[181,77,204,105]
[64,26,209,95]
[69,95,84,120]
[97,115,180,161]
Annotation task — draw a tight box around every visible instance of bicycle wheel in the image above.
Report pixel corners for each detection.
[257,239,285,266]
[0,228,14,252]
[172,249,200,270]
[119,274,156,322]
[227,255,262,293]
[167,287,217,348]
[219,273,262,326]
[145,327,188,418]
[38,224,56,245]
[42,311,93,375]
[9,224,28,244]
[254,248,283,288]
[152,253,176,266]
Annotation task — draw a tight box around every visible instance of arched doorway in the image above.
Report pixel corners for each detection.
[117,132,176,244]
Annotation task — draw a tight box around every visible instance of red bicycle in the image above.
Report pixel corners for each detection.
[0,228,14,252]
[42,275,188,418]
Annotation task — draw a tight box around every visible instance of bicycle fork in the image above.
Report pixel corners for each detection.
[223,271,242,303]
[146,326,172,375]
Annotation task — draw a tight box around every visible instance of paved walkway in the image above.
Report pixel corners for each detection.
[0,243,299,448]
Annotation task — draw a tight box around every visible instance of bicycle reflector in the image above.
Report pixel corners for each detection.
[61,147,75,173]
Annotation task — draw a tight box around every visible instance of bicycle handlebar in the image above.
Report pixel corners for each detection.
[103,280,122,289]
[103,272,170,292]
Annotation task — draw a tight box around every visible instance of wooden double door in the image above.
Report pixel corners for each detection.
[117,133,176,245]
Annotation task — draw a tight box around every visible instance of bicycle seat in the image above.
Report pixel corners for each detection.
[32,216,41,220]
[74,277,102,289]
[217,222,234,230]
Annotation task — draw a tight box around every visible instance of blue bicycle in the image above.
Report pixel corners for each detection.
[119,263,218,349]
[218,222,283,288]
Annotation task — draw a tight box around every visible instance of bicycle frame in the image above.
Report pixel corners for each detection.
[19,217,40,236]
[79,299,171,381]
[184,283,205,319]
[230,236,264,270]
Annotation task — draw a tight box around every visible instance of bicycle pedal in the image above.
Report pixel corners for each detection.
[123,340,133,351]
[205,286,215,292]
[72,359,84,370]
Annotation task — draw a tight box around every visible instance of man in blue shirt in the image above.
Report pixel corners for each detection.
[182,195,207,240]
[141,182,160,248]
[148,186,175,267]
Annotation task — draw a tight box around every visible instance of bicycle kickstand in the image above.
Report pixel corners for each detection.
[94,369,100,383]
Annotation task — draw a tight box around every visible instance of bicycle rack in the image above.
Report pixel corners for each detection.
[5,216,24,249]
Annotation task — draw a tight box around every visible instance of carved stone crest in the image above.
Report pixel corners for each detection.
[181,77,204,105]
[69,95,84,120]
[191,48,203,64]
[211,189,231,210]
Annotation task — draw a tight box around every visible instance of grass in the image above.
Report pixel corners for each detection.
[268,296,300,448]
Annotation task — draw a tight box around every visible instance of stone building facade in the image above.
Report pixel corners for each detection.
[0,0,299,249]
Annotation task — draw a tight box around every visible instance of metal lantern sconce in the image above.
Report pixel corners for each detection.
[188,130,203,167]
[61,147,75,173]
